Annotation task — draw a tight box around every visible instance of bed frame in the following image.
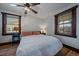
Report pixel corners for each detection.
[21,31,41,36]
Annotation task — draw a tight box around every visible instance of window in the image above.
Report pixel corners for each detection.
[1,12,21,35]
[55,6,78,38]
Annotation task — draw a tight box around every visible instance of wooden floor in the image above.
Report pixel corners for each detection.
[0,43,79,56]
[0,43,18,56]
[56,46,79,56]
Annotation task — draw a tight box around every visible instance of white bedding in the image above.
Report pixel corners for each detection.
[16,35,63,56]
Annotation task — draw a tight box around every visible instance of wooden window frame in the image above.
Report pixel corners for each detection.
[1,12,21,35]
[55,5,78,38]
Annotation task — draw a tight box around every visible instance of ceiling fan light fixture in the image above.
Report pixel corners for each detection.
[24,7,30,11]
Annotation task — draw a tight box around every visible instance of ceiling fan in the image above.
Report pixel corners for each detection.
[13,3,40,14]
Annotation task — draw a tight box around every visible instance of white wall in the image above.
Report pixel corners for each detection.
[46,4,79,49]
[21,14,47,32]
[0,13,12,43]
[0,9,22,43]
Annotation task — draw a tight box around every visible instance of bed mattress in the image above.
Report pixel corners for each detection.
[16,35,63,56]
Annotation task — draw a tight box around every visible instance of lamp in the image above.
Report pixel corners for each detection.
[40,25,47,34]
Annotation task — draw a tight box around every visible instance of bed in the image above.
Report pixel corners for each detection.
[16,31,63,56]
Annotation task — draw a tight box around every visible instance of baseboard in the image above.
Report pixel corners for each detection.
[63,44,79,53]
[0,40,20,46]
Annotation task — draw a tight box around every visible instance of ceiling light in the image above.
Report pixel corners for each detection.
[24,7,28,10]
[10,4,16,6]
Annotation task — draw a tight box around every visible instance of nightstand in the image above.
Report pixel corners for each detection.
[12,33,21,43]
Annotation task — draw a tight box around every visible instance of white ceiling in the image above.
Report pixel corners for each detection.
[0,3,77,18]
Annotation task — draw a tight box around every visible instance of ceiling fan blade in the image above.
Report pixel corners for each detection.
[17,4,25,7]
[30,3,40,6]
[29,8,37,14]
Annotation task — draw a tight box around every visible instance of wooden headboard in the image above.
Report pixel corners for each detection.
[21,31,41,36]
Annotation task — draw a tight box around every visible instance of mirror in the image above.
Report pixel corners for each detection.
[1,12,21,35]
